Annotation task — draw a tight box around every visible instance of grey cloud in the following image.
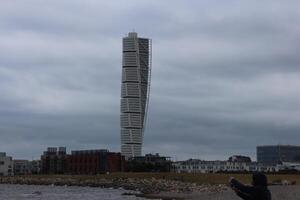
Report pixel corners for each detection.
[0,0,300,160]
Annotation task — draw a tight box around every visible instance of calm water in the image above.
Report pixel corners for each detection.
[0,184,148,200]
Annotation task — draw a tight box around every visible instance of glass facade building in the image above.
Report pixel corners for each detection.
[120,32,151,158]
[257,145,300,164]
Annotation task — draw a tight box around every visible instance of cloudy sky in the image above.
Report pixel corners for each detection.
[1,0,300,160]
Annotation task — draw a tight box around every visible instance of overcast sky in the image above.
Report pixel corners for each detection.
[1,0,300,160]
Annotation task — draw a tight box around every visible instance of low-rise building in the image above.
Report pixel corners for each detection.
[29,160,41,174]
[67,149,125,174]
[0,152,13,176]
[127,153,171,172]
[40,147,125,174]
[228,155,251,163]
[172,159,278,173]
[13,160,31,175]
[277,162,300,171]
[13,160,41,175]
[106,152,126,172]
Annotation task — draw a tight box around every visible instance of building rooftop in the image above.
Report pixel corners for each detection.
[128,32,138,38]
[0,152,7,157]
[257,145,300,148]
[71,149,109,155]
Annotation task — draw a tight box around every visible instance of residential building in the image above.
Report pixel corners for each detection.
[277,162,300,171]
[13,160,30,175]
[0,152,13,176]
[121,32,152,158]
[172,159,278,173]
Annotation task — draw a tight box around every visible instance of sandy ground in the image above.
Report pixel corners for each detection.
[145,185,300,200]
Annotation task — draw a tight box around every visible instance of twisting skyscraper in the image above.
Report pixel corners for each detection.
[120,32,152,158]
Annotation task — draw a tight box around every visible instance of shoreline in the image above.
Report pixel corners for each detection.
[0,183,186,200]
[0,175,227,199]
[1,174,299,200]
[0,182,299,200]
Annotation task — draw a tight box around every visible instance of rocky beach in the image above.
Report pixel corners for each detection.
[0,176,228,195]
[0,176,299,199]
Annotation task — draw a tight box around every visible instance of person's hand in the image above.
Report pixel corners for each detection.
[228,177,236,190]
[228,177,234,185]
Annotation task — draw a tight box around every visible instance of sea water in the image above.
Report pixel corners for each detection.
[0,184,147,200]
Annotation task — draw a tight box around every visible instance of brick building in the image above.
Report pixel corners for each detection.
[107,152,126,172]
[40,147,125,174]
[66,149,125,174]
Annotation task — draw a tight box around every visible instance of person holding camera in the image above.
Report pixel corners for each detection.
[229,173,271,200]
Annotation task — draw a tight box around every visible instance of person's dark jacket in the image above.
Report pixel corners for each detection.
[230,173,271,200]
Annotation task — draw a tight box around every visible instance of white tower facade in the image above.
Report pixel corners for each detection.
[120,32,152,158]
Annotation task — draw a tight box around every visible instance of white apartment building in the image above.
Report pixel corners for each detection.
[277,162,300,171]
[172,159,278,173]
[0,152,13,176]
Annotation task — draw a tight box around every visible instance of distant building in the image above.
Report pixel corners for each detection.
[132,153,170,164]
[172,159,278,173]
[0,152,13,176]
[121,32,152,158]
[228,155,251,163]
[40,147,125,175]
[277,162,300,171]
[67,149,125,174]
[29,160,41,174]
[106,151,126,173]
[127,153,171,172]
[13,160,31,175]
[257,145,300,164]
[41,147,67,174]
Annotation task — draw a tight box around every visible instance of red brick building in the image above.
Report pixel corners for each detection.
[40,148,125,175]
[107,152,125,172]
[66,149,125,174]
